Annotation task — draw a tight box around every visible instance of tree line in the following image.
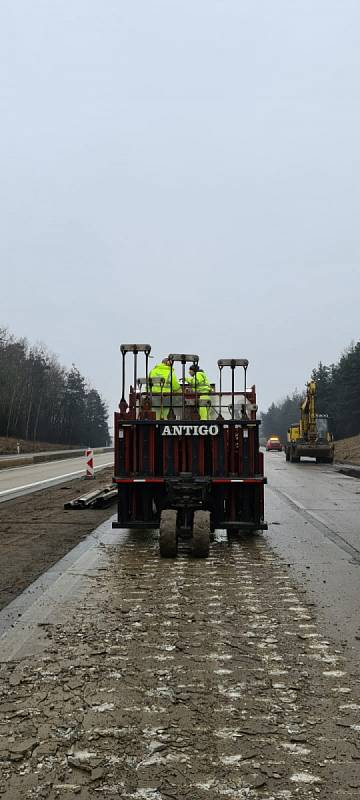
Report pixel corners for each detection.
[0,326,110,447]
[261,341,360,443]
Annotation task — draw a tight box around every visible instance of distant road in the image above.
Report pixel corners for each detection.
[0,446,112,465]
[0,452,114,503]
[0,450,73,462]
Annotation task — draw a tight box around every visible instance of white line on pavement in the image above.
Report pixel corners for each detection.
[0,462,113,499]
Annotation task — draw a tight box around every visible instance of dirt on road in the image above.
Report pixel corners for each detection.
[1,528,360,799]
[0,469,115,611]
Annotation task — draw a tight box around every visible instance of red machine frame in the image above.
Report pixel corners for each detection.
[112,346,267,557]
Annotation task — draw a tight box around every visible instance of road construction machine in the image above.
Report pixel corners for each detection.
[285,380,334,464]
[112,345,267,557]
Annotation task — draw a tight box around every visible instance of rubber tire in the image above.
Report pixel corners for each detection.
[159,510,177,558]
[285,449,290,461]
[192,510,210,558]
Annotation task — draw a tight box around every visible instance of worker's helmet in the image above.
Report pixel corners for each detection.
[189,364,199,373]
[162,358,171,366]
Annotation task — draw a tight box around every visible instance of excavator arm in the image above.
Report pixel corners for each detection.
[300,381,317,441]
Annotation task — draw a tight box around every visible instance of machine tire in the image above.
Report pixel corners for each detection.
[285,448,290,461]
[192,510,210,558]
[159,510,178,558]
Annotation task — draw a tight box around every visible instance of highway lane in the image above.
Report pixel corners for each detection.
[265,451,360,662]
[0,451,114,503]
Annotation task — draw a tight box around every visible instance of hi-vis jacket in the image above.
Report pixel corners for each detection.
[149,363,180,393]
[187,370,211,394]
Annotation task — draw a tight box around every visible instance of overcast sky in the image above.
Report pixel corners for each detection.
[1,0,359,423]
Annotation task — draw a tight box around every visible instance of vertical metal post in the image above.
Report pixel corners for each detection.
[145,350,150,394]
[182,356,186,420]
[231,361,235,420]
[160,378,165,419]
[133,349,138,393]
[218,364,223,419]
[119,348,128,413]
[243,364,248,418]
[121,350,126,404]
[168,358,175,419]
[193,360,198,419]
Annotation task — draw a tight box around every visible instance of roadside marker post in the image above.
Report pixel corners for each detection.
[85,448,95,479]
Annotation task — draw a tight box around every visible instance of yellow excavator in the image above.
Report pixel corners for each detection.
[286,380,334,464]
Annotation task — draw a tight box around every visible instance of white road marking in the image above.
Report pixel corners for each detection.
[0,461,113,499]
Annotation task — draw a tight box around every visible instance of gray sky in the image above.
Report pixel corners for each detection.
[1,0,360,422]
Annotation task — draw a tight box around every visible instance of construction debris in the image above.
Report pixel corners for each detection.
[64,486,117,510]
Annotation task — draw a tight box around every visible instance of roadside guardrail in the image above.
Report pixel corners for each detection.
[0,447,113,471]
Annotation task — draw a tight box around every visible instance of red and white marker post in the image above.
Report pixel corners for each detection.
[85,448,95,479]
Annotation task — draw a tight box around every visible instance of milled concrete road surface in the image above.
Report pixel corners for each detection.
[0,453,114,503]
[265,452,360,662]
[0,514,359,798]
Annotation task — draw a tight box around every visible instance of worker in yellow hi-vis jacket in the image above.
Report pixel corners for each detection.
[149,358,180,418]
[187,364,212,420]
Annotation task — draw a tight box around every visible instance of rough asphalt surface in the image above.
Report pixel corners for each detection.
[1,525,360,799]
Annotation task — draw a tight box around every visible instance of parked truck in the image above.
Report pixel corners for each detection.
[112,345,267,557]
[285,380,334,464]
